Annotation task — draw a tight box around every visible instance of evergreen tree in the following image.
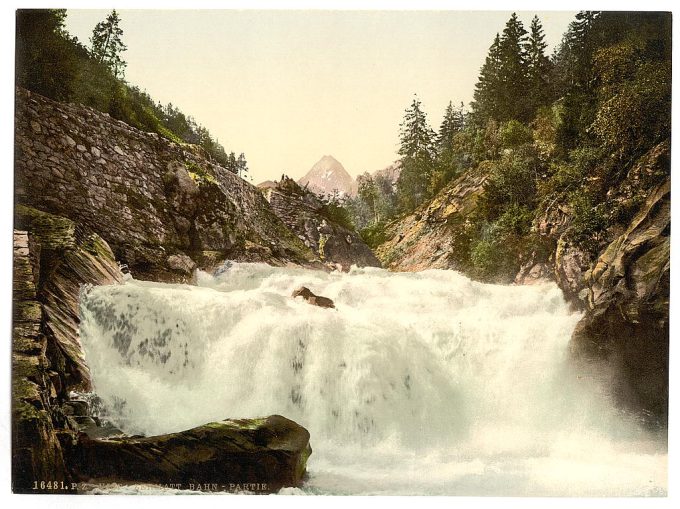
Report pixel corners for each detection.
[526,16,553,114]
[357,173,379,224]
[436,101,465,155]
[497,13,530,122]
[91,10,127,78]
[396,96,436,211]
[16,9,78,101]
[236,153,249,179]
[428,101,467,194]
[472,33,502,125]
[552,11,601,153]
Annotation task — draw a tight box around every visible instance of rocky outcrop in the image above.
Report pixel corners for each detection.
[12,230,70,493]
[66,415,311,492]
[376,171,487,271]
[263,177,380,270]
[12,206,126,493]
[12,206,314,493]
[15,88,316,280]
[15,206,124,392]
[570,178,670,421]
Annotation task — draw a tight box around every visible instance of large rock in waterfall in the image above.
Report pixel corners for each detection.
[66,415,312,492]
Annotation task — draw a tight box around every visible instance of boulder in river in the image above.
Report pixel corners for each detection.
[292,286,335,309]
[67,415,312,492]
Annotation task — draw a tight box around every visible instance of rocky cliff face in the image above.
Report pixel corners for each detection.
[376,142,670,422]
[569,153,670,421]
[12,208,123,492]
[15,88,317,281]
[12,230,70,493]
[376,171,486,272]
[263,177,381,270]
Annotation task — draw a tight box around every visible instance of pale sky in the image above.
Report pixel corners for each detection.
[64,10,577,183]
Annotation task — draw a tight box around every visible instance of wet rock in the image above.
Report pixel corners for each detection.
[68,416,98,434]
[292,286,335,309]
[63,400,90,416]
[571,178,670,422]
[514,262,552,285]
[554,236,593,305]
[68,415,312,492]
[167,253,196,275]
[12,230,70,493]
[15,205,124,391]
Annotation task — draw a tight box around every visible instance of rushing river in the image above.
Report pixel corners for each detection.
[78,263,667,496]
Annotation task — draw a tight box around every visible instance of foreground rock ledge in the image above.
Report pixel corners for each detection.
[67,415,312,493]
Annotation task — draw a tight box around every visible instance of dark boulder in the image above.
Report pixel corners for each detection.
[292,286,336,309]
[67,415,312,492]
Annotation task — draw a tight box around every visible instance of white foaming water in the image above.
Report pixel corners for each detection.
[79,263,667,496]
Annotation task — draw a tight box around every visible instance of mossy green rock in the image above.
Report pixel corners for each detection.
[12,231,70,493]
[15,206,124,391]
[67,415,312,492]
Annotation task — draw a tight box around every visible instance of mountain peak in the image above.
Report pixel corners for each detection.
[298,155,356,197]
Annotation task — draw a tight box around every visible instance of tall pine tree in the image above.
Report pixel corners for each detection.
[526,15,553,115]
[472,33,502,125]
[497,13,530,122]
[429,101,466,194]
[396,96,436,211]
[91,10,127,78]
[437,101,465,155]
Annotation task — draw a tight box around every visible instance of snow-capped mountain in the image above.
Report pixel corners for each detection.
[298,155,357,198]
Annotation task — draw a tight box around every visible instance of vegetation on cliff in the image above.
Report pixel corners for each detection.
[15,9,247,173]
[351,11,670,283]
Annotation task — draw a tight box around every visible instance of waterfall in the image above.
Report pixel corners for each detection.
[78,263,667,496]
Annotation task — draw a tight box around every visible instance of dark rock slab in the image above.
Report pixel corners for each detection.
[68,415,312,492]
[571,178,670,423]
[12,230,70,493]
[15,205,125,392]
